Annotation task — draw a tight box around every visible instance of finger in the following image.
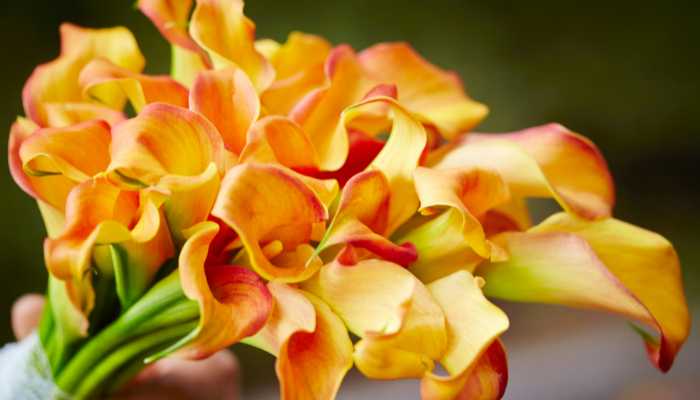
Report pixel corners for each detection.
[11,294,45,339]
[119,350,240,400]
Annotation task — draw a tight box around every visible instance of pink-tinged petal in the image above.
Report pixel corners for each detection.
[305,258,447,379]
[291,46,373,171]
[277,290,353,400]
[212,163,327,282]
[190,0,274,91]
[170,222,271,358]
[137,0,211,86]
[478,212,690,371]
[43,178,137,320]
[190,68,260,154]
[350,97,428,234]
[261,32,332,115]
[240,116,319,169]
[434,124,615,220]
[19,119,111,182]
[80,59,189,112]
[108,103,225,241]
[9,117,74,210]
[421,271,509,400]
[138,0,200,52]
[246,283,353,400]
[23,23,145,126]
[319,170,417,266]
[358,43,488,138]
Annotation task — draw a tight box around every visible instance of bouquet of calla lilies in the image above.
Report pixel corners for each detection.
[3,0,690,399]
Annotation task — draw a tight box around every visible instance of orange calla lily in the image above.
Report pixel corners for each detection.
[23,23,145,127]
[211,162,327,282]
[171,221,272,359]
[44,177,174,326]
[246,282,353,400]
[108,103,225,242]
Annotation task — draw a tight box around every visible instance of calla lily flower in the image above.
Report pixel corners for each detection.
[7,1,690,399]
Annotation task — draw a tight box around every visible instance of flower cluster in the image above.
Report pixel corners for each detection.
[8,0,690,399]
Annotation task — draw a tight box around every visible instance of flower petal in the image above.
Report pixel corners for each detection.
[211,163,327,281]
[358,43,488,138]
[43,178,137,318]
[261,32,331,115]
[240,116,319,169]
[305,258,447,379]
[172,221,272,358]
[138,0,211,86]
[319,170,417,266]
[356,97,428,234]
[137,0,200,53]
[19,119,111,182]
[478,212,690,371]
[190,0,274,91]
[9,118,74,210]
[43,103,125,128]
[108,103,225,241]
[109,197,176,308]
[190,68,260,154]
[290,45,372,171]
[413,166,510,258]
[434,124,615,219]
[277,289,353,400]
[23,23,144,126]
[421,271,509,400]
[293,130,385,187]
[80,59,189,112]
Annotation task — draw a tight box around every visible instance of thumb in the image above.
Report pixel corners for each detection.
[11,294,45,340]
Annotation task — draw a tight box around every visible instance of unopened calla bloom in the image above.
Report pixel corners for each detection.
[7,1,690,399]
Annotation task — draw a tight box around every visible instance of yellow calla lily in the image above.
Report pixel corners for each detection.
[261,32,332,116]
[304,258,447,379]
[190,0,274,91]
[478,212,690,371]
[431,123,615,222]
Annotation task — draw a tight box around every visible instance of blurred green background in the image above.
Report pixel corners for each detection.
[1,0,698,398]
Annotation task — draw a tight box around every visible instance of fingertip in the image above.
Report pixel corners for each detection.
[12,294,45,340]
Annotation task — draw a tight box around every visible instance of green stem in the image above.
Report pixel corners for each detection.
[55,271,196,392]
[72,321,197,399]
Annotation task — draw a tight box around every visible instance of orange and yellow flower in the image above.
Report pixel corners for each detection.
[8,0,690,399]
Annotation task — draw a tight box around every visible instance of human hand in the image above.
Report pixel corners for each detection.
[12,294,240,400]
